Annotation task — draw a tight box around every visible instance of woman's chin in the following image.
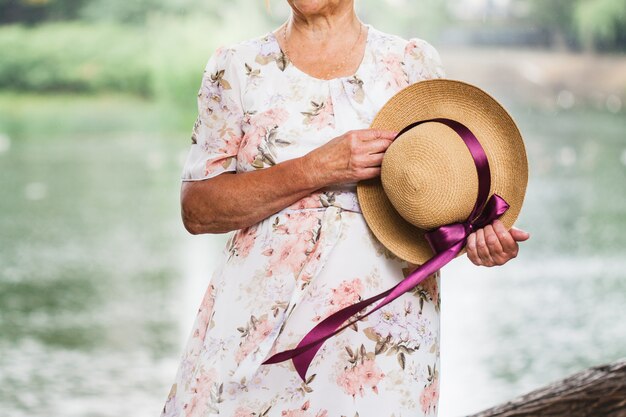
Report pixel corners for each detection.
[288,0,345,16]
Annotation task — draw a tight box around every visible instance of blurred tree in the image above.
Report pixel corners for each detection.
[1,0,450,38]
[78,0,221,25]
[0,0,88,24]
[357,0,450,40]
[0,0,223,25]
[525,0,578,50]
[524,0,626,51]
[574,0,626,52]
[2,0,624,51]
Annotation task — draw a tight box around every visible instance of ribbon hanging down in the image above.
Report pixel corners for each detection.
[262,118,510,382]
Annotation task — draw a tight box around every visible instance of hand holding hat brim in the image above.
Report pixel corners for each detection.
[357,78,529,264]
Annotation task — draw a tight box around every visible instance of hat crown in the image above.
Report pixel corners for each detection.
[381,122,479,230]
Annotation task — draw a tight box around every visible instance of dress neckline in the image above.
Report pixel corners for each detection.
[267,23,373,82]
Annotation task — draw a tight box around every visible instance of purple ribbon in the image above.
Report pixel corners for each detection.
[262,118,510,381]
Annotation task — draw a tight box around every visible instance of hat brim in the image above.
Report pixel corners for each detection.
[357,79,528,265]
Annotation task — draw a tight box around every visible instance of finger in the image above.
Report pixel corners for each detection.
[484,224,505,264]
[476,228,494,266]
[363,152,385,168]
[510,227,531,242]
[363,138,394,155]
[357,129,399,141]
[466,232,482,266]
[492,219,517,254]
[358,167,381,179]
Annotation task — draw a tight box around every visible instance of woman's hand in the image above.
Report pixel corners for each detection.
[303,128,399,187]
[466,219,530,267]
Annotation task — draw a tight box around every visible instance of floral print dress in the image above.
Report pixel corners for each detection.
[162,23,447,417]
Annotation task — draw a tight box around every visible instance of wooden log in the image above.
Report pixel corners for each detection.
[468,359,626,417]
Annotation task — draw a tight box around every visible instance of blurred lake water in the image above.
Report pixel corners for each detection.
[0,53,625,416]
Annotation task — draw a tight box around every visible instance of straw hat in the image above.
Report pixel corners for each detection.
[356,79,528,265]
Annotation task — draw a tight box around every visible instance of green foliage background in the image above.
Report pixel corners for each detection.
[0,0,453,115]
[0,0,624,117]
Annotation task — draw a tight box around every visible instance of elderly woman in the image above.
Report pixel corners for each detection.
[161,1,530,416]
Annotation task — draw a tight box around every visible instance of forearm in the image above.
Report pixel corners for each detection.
[181,154,332,234]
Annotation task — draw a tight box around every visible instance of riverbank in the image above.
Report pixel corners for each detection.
[440,45,626,113]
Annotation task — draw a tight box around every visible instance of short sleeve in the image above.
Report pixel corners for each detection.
[404,38,446,84]
[181,46,244,181]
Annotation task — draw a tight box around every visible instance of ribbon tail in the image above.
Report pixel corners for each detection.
[262,242,463,381]
[262,288,391,379]
[260,118,515,382]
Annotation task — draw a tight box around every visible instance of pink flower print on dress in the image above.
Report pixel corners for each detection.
[358,356,385,394]
[328,278,364,314]
[380,51,406,90]
[419,362,440,414]
[262,211,321,277]
[193,284,216,341]
[240,108,290,169]
[284,191,339,211]
[336,367,361,398]
[190,46,244,178]
[274,211,322,235]
[233,224,259,259]
[239,124,265,166]
[286,193,324,210]
[404,38,446,80]
[199,128,240,175]
[419,375,439,414]
[262,233,313,278]
[185,366,220,416]
[253,108,289,126]
[336,345,385,398]
[280,400,328,417]
[313,277,364,323]
[235,313,276,364]
[221,128,242,154]
[301,98,335,130]
[233,406,255,417]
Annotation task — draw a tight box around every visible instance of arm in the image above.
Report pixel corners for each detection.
[181,43,398,235]
[181,128,398,234]
[181,155,318,234]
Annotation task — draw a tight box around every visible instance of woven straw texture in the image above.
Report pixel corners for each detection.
[356,79,528,264]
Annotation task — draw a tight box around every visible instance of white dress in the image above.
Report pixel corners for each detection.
[161,23,446,417]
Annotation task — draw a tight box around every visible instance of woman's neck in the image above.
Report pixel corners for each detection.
[273,2,367,80]
[286,3,361,47]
